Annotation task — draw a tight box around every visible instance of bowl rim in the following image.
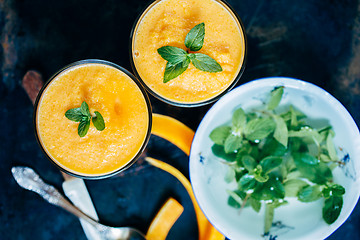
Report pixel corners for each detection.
[189,76,360,239]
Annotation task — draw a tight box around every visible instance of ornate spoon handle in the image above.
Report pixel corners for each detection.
[11,166,102,230]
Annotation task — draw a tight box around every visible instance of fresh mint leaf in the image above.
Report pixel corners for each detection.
[260,156,283,173]
[209,126,231,145]
[80,101,91,117]
[261,138,287,158]
[290,106,298,128]
[211,144,237,162]
[293,153,332,184]
[273,115,288,147]
[323,184,345,198]
[157,46,187,65]
[163,59,190,83]
[293,152,318,166]
[298,185,322,202]
[239,174,257,191]
[242,155,257,171]
[224,167,236,183]
[249,197,261,213]
[323,195,343,224]
[245,118,276,141]
[65,108,83,122]
[326,133,339,161]
[78,119,90,137]
[224,133,242,153]
[289,127,323,145]
[232,108,246,129]
[252,167,269,183]
[185,22,205,51]
[92,111,105,131]
[267,86,284,110]
[226,189,246,208]
[331,184,345,196]
[266,177,285,199]
[189,53,222,73]
[284,179,308,197]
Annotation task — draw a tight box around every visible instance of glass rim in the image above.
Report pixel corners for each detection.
[129,0,248,108]
[33,59,153,180]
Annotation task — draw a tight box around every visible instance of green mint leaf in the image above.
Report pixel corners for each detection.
[331,184,345,196]
[323,195,343,224]
[273,115,288,147]
[239,174,257,191]
[232,108,246,129]
[80,101,91,117]
[245,118,276,141]
[211,144,237,162]
[283,179,308,197]
[209,126,231,145]
[252,167,269,183]
[241,155,257,171]
[163,59,190,83]
[65,108,83,122]
[189,53,222,73]
[323,184,346,198]
[293,153,333,184]
[261,137,287,157]
[253,177,286,201]
[267,86,284,110]
[326,133,339,161]
[290,106,299,127]
[224,167,236,183]
[298,185,322,202]
[224,133,242,153]
[226,189,246,208]
[260,156,283,173]
[293,152,318,166]
[319,153,332,163]
[185,22,205,51]
[78,119,90,137]
[249,197,262,213]
[267,177,285,199]
[288,127,323,145]
[289,137,309,153]
[92,111,105,131]
[157,46,187,65]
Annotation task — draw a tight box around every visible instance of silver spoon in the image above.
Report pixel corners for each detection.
[11,166,146,240]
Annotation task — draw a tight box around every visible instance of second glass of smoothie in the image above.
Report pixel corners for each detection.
[130,0,247,107]
[34,60,152,179]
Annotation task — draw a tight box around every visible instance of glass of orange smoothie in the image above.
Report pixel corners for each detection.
[34,60,152,179]
[130,0,247,107]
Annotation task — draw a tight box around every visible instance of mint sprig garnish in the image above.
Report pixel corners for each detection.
[157,22,222,83]
[65,101,105,137]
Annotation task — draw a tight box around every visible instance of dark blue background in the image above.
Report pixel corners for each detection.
[1,0,360,239]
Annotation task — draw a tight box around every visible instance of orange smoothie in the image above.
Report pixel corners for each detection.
[131,0,246,106]
[35,61,151,177]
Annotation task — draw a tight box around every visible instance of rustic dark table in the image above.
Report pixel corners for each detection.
[1,0,360,239]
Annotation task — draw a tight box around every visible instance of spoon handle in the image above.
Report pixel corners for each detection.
[11,167,102,230]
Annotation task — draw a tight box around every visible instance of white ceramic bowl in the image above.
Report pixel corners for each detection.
[189,77,360,240]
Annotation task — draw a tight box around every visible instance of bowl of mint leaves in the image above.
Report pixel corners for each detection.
[189,77,360,240]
